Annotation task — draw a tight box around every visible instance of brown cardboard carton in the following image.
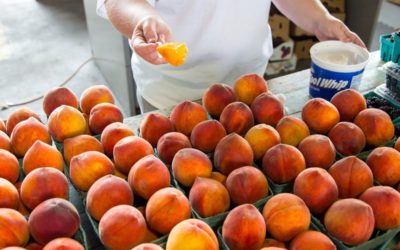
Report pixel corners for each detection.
[294,39,316,60]
[269,14,290,41]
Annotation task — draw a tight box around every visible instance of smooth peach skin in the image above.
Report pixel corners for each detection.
[244,124,280,161]
[140,113,174,147]
[157,132,192,164]
[301,98,340,134]
[219,102,254,135]
[223,204,266,250]
[395,137,400,152]
[276,116,310,147]
[10,117,51,157]
[80,85,115,115]
[324,199,374,246]
[170,100,208,136]
[43,87,79,117]
[0,119,5,132]
[0,131,11,152]
[23,140,63,175]
[0,208,29,248]
[0,178,19,209]
[132,243,164,250]
[63,134,104,164]
[251,93,284,127]
[0,149,19,183]
[289,230,336,250]
[366,147,400,186]
[190,120,226,153]
[202,83,237,118]
[260,239,286,249]
[328,122,366,156]
[233,74,268,105]
[298,134,336,169]
[26,243,44,250]
[209,171,227,184]
[331,88,367,122]
[101,122,134,156]
[43,238,84,250]
[86,174,134,221]
[89,103,123,135]
[6,107,41,136]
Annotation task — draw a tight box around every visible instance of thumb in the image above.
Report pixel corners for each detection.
[142,20,158,43]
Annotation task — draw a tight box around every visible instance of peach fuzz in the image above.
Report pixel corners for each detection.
[43,87,79,117]
[6,107,41,136]
[132,243,164,250]
[0,149,19,183]
[79,85,115,115]
[328,121,366,156]
[298,134,336,169]
[139,112,174,147]
[219,101,254,135]
[190,120,226,153]
[23,140,63,175]
[101,122,134,156]
[251,93,284,127]
[366,147,400,186]
[202,83,237,118]
[301,98,339,134]
[276,116,310,147]
[89,103,123,135]
[157,132,191,164]
[47,105,86,142]
[43,238,84,250]
[170,100,208,136]
[244,124,280,161]
[0,208,29,248]
[233,73,268,105]
[289,230,336,250]
[331,88,367,121]
[63,134,104,164]
[0,178,19,209]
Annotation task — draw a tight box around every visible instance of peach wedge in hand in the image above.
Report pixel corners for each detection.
[157,42,188,67]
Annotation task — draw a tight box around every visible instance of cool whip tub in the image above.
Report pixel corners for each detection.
[309,41,369,100]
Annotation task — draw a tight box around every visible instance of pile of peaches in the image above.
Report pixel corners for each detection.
[1,72,400,250]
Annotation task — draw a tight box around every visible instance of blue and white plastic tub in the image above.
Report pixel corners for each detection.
[309,41,369,100]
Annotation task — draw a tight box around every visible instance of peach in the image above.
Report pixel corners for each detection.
[354,108,394,147]
[140,112,174,147]
[43,238,84,250]
[172,148,212,187]
[89,103,123,135]
[0,119,5,132]
[82,113,92,135]
[244,124,280,161]
[260,239,286,249]
[157,132,191,164]
[86,174,133,221]
[396,137,400,152]
[328,122,366,156]
[301,98,340,134]
[298,134,336,169]
[324,199,374,246]
[6,107,41,136]
[366,147,400,186]
[128,155,170,199]
[214,133,254,175]
[0,131,11,151]
[101,122,134,156]
[293,168,338,214]
[233,73,268,105]
[189,177,230,217]
[10,117,51,157]
[26,243,44,250]
[166,219,219,250]
[331,88,367,121]
[262,193,310,242]
[0,208,29,248]
[170,100,208,136]
[146,187,191,234]
[202,83,237,118]
[0,149,19,183]
[113,136,154,175]
[20,167,69,210]
[223,204,266,250]
[262,144,305,184]
[209,171,227,184]
[226,166,268,205]
[289,231,336,250]
[0,178,19,209]
[63,134,104,164]
[259,248,285,250]
[132,243,164,250]
[99,205,146,249]
[251,93,284,126]
[23,140,63,175]
[69,151,114,191]
[190,120,226,153]
[43,87,79,117]
[219,102,254,135]
[80,85,115,115]
[360,186,400,230]
[329,156,373,198]
[47,105,86,142]
[29,198,80,244]
[3,247,27,250]
[276,116,310,147]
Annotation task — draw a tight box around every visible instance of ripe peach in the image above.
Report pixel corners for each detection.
[289,231,336,250]
[298,134,336,169]
[324,199,374,246]
[132,243,164,250]
[276,116,310,147]
[6,107,41,136]
[166,219,219,250]
[396,137,400,152]
[69,151,114,191]
[262,193,310,242]
[26,243,44,250]
[0,149,19,183]
[234,73,268,105]
[10,117,51,157]
[80,85,115,115]
[202,83,237,118]
[23,140,63,175]
[157,132,191,164]
[47,105,86,142]
[140,112,174,147]
[328,122,366,156]
[0,178,19,209]
[190,120,226,153]
[223,204,266,250]
[244,124,280,161]
[113,136,154,175]
[101,122,134,156]
[128,155,170,199]
[293,168,338,214]
[366,147,400,186]
[209,171,227,184]
[0,131,11,152]
[0,208,29,248]
[251,93,284,126]
[63,134,104,164]
[0,119,5,133]
[43,87,79,117]
[214,133,254,175]
[29,198,80,244]
[3,247,27,250]
[301,98,340,134]
[146,187,191,234]
[99,205,146,249]
[354,108,394,147]
[189,177,230,217]
[170,100,208,136]
[82,113,91,135]
[43,238,84,250]
[219,102,254,135]
[89,103,123,135]
[331,88,367,121]
[262,144,305,184]
[260,239,286,249]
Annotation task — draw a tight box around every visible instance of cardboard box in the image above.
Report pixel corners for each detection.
[270,39,294,62]
[294,39,315,60]
[321,0,345,12]
[269,14,290,41]
[290,24,314,37]
[266,55,298,76]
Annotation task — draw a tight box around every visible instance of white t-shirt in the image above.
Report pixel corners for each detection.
[97,0,273,110]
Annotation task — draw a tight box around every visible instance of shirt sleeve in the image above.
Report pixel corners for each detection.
[96,0,108,19]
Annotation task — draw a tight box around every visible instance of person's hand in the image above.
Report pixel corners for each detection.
[131,15,173,64]
[314,15,366,48]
